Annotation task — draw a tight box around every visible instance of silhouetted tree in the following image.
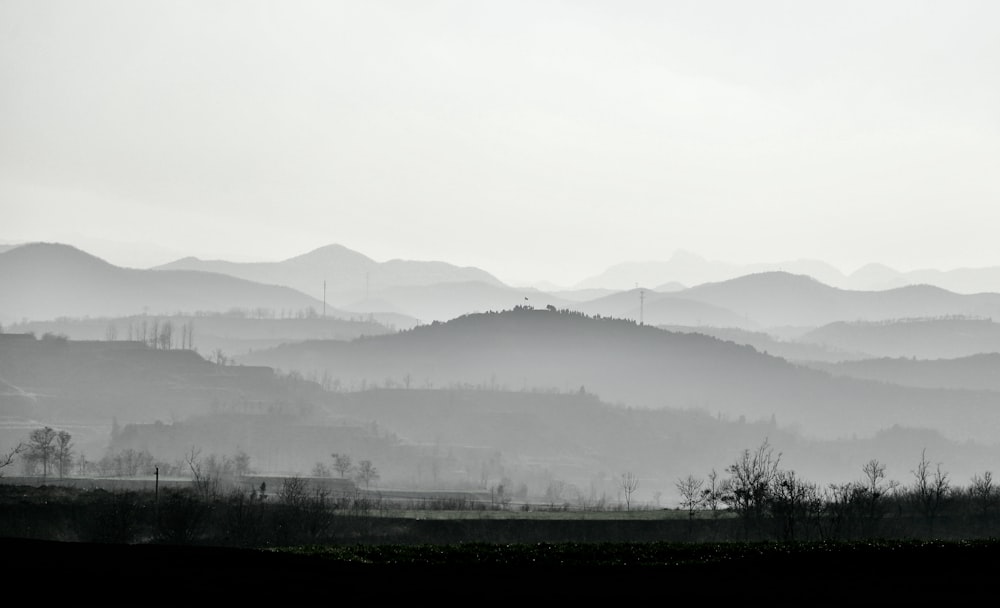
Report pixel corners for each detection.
[704,468,725,517]
[768,469,821,541]
[859,459,898,534]
[969,471,996,520]
[26,426,58,479]
[158,320,173,349]
[676,474,705,519]
[355,460,379,489]
[54,430,73,479]
[0,443,24,477]
[620,471,639,511]
[725,438,781,536]
[332,453,353,478]
[911,449,950,535]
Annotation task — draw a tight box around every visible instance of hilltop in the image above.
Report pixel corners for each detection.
[239,308,1000,442]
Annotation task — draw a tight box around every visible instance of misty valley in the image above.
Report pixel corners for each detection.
[4,242,1000,595]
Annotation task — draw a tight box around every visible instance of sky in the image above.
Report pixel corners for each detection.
[2,1,999,286]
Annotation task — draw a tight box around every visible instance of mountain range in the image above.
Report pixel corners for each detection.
[574,250,1000,294]
[0,243,327,325]
[155,244,505,305]
[237,308,1000,443]
[8,243,1000,333]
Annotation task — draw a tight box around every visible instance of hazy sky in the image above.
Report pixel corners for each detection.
[2,1,999,285]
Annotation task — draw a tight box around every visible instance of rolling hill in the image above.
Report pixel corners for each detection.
[799,317,1000,360]
[238,308,1000,443]
[803,353,1000,391]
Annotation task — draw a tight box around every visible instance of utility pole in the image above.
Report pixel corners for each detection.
[640,289,645,326]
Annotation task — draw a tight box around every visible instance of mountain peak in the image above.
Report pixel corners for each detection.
[0,242,115,269]
[282,244,376,266]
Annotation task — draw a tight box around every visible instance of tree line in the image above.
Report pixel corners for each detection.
[672,439,995,541]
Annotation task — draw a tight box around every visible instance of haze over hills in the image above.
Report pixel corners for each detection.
[576,289,758,329]
[238,308,1000,443]
[156,244,506,306]
[3,332,997,492]
[0,333,328,425]
[576,251,1000,294]
[798,318,1000,360]
[656,325,871,363]
[803,353,1000,392]
[149,243,1000,327]
[9,242,1000,338]
[574,251,847,291]
[0,243,330,324]
[673,272,1000,328]
[7,313,399,358]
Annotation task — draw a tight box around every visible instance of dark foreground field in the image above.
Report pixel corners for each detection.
[5,537,998,602]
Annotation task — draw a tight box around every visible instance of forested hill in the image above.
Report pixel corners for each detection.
[239,308,1000,442]
[0,333,329,423]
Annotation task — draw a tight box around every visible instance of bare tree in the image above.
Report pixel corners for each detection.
[179,320,195,350]
[704,468,725,517]
[355,459,379,489]
[859,458,898,531]
[969,471,996,519]
[54,430,73,479]
[912,449,950,535]
[332,453,353,478]
[186,447,218,499]
[620,471,639,511]
[26,426,58,480]
[725,438,781,534]
[0,443,24,477]
[158,320,173,350]
[768,469,821,541]
[676,474,705,519]
[278,476,310,505]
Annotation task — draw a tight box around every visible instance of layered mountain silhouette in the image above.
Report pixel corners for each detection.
[576,250,1000,294]
[799,317,1000,359]
[576,288,757,329]
[575,251,847,290]
[155,244,506,305]
[9,243,1000,333]
[803,353,1000,392]
[238,308,1000,442]
[672,272,1000,328]
[656,325,868,363]
[0,243,326,324]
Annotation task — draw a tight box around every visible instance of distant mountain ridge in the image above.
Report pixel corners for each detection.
[576,250,1000,294]
[672,272,1000,328]
[0,243,328,323]
[798,317,1000,359]
[155,243,507,305]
